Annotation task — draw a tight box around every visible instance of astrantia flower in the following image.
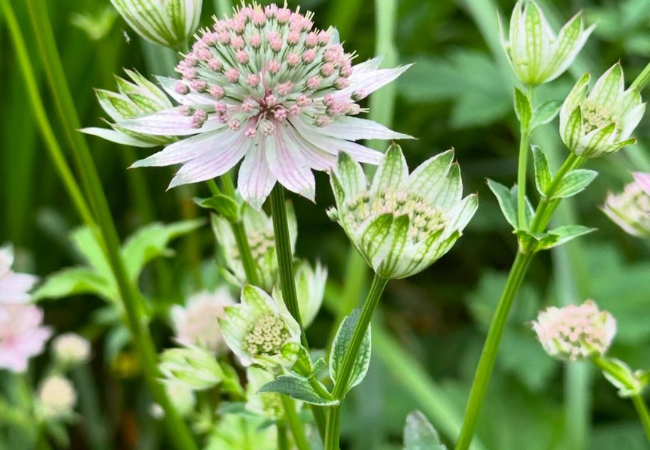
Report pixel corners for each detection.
[0,304,51,372]
[82,70,175,148]
[52,333,92,367]
[328,145,478,280]
[171,288,234,355]
[500,0,595,86]
[110,0,202,49]
[532,299,616,362]
[38,376,77,421]
[603,173,650,238]
[560,64,646,158]
[219,285,300,369]
[159,346,224,390]
[294,260,326,328]
[212,203,296,291]
[0,244,38,304]
[121,3,412,209]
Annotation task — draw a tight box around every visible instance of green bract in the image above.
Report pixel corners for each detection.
[328,145,478,279]
[158,346,224,391]
[110,0,202,49]
[560,64,646,158]
[219,285,301,369]
[294,260,327,329]
[82,70,175,148]
[500,0,595,86]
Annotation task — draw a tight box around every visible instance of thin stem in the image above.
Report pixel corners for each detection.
[22,1,198,448]
[631,61,650,92]
[454,251,534,450]
[281,396,311,450]
[516,86,534,228]
[71,366,111,450]
[632,394,650,443]
[324,405,342,450]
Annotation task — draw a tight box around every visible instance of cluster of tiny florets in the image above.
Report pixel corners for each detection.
[532,300,616,362]
[341,191,447,241]
[38,376,77,420]
[243,313,290,357]
[231,229,275,263]
[52,333,91,366]
[581,101,617,134]
[174,2,360,134]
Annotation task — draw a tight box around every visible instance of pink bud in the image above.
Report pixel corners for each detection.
[225,69,240,82]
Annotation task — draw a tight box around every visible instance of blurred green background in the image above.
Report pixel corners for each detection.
[2,0,650,449]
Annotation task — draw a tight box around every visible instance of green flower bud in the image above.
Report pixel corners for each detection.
[159,346,224,391]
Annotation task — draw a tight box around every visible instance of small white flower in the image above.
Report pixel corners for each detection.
[110,0,202,49]
[82,70,175,148]
[603,173,650,238]
[159,346,224,390]
[38,376,77,421]
[532,299,616,362]
[500,0,595,86]
[212,203,296,292]
[294,260,327,328]
[328,145,478,279]
[52,333,92,366]
[560,64,646,158]
[0,244,38,305]
[219,285,301,369]
[171,288,234,355]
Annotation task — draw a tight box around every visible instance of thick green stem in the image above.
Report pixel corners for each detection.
[454,251,534,450]
[277,421,289,450]
[632,395,650,443]
[281,396,311,450]
[22,1,197,448]
[324,405,342,450]
[516,86,534,228]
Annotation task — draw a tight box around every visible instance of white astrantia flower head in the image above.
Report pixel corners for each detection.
[110,0,202,49]
[212,202,296,291]
[0,304,52,373]
[159,346,225,390]
[500,0,595,86]
[560,64,646,158]
[245,366,283,420]
[603,173,650,238]
[120,2,412,209]
[219,285,301,369]
[38,375,77,421]
[171,288,234,355]
[532,299,617,362]
[0,244,38,305]
[294,260,326,328]
[52,333,92,367]
[328,145,478,280]
[82,70,175,148]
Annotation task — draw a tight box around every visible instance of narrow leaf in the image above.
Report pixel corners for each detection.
[513,87,532,129]
[551,169,598,199]
[258,376,338,406]
[531,100,562,130]
[531,146,552,195]
[487,179,517,229]
[404,411,447,450]
[330,307,372,395]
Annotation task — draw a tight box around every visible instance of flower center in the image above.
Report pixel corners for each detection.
[173,3,362,136]
[243,313,290,357]
[582,101,618,134]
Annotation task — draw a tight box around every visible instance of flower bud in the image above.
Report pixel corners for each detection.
[82,70,176,148]
[500,1,595,86]
[560,64,646,158]
[38,376,77,421]
[159,346,224,391]
[110,0,202,49]
[328,145,477,279]
[532,299,616,362]
[52,333,92,367]
[603,173,650,238]
[219,285,301,369]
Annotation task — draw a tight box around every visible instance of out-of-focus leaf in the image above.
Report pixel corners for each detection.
[33,267,116,302]
[403,410,447,450]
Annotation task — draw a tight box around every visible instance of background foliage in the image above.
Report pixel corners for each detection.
[1,0,650,449]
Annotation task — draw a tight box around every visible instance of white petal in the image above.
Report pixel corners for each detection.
[81,127,157,148]
[238,138,277,210]
[133,129,230,167]
[157,77,217,107]
[317,117,413,141]
[266,127,315,201]
[285,123,336,170]
[120,107,225,136]
[344,65,413,99]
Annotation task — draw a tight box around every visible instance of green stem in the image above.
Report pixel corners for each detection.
[631,61,650,91]
[277,421,289,450]
[632,394,650,443]
[22,1,198,448]
[454,251,534,450]
[281,396,311,450]
[516,86,534,228]
[324,405,342,450]
[0,0,94,230]
[71,366,111,450]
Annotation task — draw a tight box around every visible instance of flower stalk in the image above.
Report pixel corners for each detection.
[280,396,311,450]
[517,86,534,228]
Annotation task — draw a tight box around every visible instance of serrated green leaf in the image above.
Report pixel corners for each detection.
[330,307,372,395]
[487,179,517,229]
[404,411,447,450]
[531,146,552,195]
[551,169,598,199]
[513,88,532,129]
[531,100,562,130]
[195,195,240,223]
[258,375,338,406]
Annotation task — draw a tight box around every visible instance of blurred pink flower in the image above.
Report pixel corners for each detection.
[0,245,38,304]
[603,175,650,238]
[122,3,412,209]
[0,304,52,372]
[634,172,650,196]
[171,289,234,355]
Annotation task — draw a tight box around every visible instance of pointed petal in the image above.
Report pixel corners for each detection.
[563,107,583,152]
[378,214,410,278]
[120,107,225,136]
[81,127,156,147]
[344,65,413,99]
[266,127,316,201]
[620,102,646,140]
[634,172,650,196]
[370,144,408,196]
[355,213,394,270]
[430,164,462,210]
[285,121,337,170]
[588,63,625,107]
[317,117,413,141]
[238,138,277,210]
[447,194,479,233]
[560,73,590,134]
[546,15,595,82]
[407,150,455,203]
[580,122,617,157]
[335,152,367,199]
[157,76,217,106]
[133,130,229,167]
